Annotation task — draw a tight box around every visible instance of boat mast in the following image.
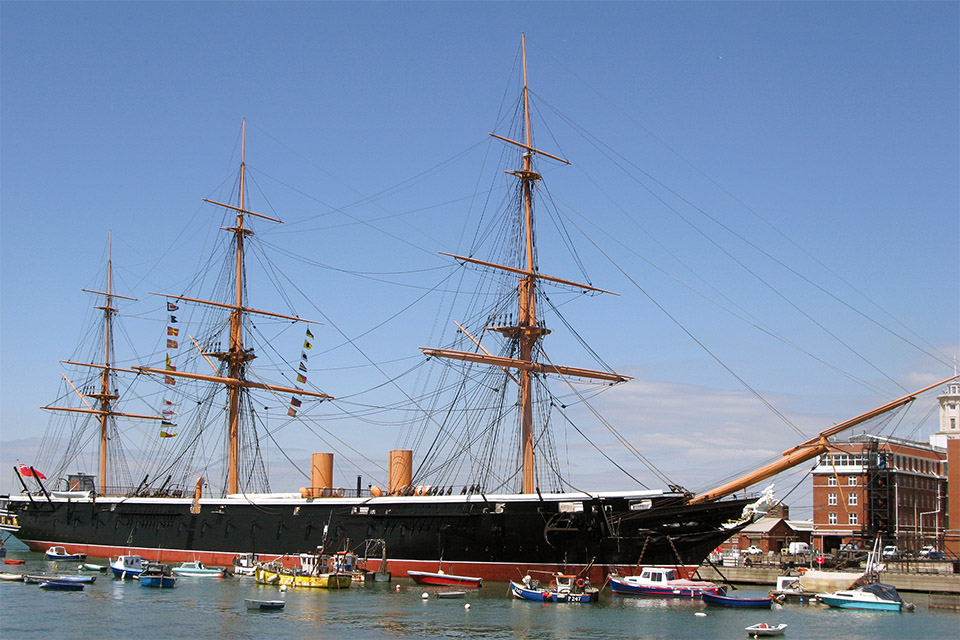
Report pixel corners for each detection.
[42,233,162,496]
[518,34,540,494]
[223,119,252,496]
[420,36,630,494]
[97,233,116,490]
[142,121,334,496]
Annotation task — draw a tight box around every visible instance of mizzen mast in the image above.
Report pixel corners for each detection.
[42,233,164,496]
[421,36,629,494]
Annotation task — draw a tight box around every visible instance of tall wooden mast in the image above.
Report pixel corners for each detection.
[517,35,542,494]
[143,121,334,495]
[421,36,630,494]
[223,119,251,496]
[98,233,116,490]
[42,233,162,495]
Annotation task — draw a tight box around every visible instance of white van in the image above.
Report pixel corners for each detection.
[787,542,810,555]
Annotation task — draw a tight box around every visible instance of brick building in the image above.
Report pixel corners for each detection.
[719,505,812,555]
[811,433,946,554]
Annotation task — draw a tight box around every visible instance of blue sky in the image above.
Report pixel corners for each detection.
[1,2,957,513]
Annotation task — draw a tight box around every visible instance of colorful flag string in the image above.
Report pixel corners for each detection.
[288,326,313,416]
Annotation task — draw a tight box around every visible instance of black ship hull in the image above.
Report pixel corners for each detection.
[1,490,751,582]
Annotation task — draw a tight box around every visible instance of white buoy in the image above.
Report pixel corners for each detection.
[279,584,287,592]
[421,592,429,599]
[694,612,707,617]
[464,603,471,609]
[395,584,401,591]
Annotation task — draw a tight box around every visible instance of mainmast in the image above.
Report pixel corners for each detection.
[517,36,539,494]
[224,119,252,496]
[142,121,333,495]
[421,36,630,494]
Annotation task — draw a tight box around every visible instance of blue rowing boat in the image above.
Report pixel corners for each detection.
[39,580,85,591]
[702,592,771,608]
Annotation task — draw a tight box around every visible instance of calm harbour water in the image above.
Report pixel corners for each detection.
[1,540,956,639]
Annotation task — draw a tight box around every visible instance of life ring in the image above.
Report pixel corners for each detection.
[576,578,586,588]
[334,487,345,498]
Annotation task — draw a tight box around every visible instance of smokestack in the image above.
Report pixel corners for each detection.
[311,453,334,494]
[388,450,412,495]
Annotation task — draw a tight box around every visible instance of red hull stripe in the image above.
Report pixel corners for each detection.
[19,539,697,583]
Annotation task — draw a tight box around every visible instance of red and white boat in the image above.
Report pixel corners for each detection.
[407,568,482,588]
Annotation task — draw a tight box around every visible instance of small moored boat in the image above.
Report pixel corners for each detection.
[110,554,147,579]
[510,573,599,603]
[408,569,482,588]
[172,561,223,578]
[254,551,352,589]
[745,623,787,637]
[138,563,177,588]
[44,546,86,562]
[245,599,285,610]
[39,580,84,591]
[818,583,905,612]
[232,553,259,577]
[3,559,25,565]
[27,574,96,584]
[436,591,466,599]
[609,567,725,598]
[79,563,107,572]
[703,592,772,608]
[0,572,24,582]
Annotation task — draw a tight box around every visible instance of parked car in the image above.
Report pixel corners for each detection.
[926,551,946,561]
[918,545,936,557]
[882,545,899,558]
[742,546,763,556]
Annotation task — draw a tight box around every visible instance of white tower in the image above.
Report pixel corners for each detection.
[930,380,960,449]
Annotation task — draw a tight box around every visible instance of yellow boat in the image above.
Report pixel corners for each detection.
[253,551,353,589]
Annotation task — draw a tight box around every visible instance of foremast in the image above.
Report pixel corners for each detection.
[421,36,630,494]
[42,234,165,496]
[139,121,333,495]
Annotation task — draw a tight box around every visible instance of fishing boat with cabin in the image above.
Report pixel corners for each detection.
[510,573,599,603]
[254,550,353,589]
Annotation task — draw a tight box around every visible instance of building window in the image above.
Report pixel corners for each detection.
[849,512,858,525]
[828,492,837,506]
[848,493,858,506]
[848,476,857,486]
[828,476,837,486]
[828,513,837,525]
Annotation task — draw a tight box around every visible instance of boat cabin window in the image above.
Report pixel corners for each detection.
[629,499,652,511]
[665,570,677,580]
